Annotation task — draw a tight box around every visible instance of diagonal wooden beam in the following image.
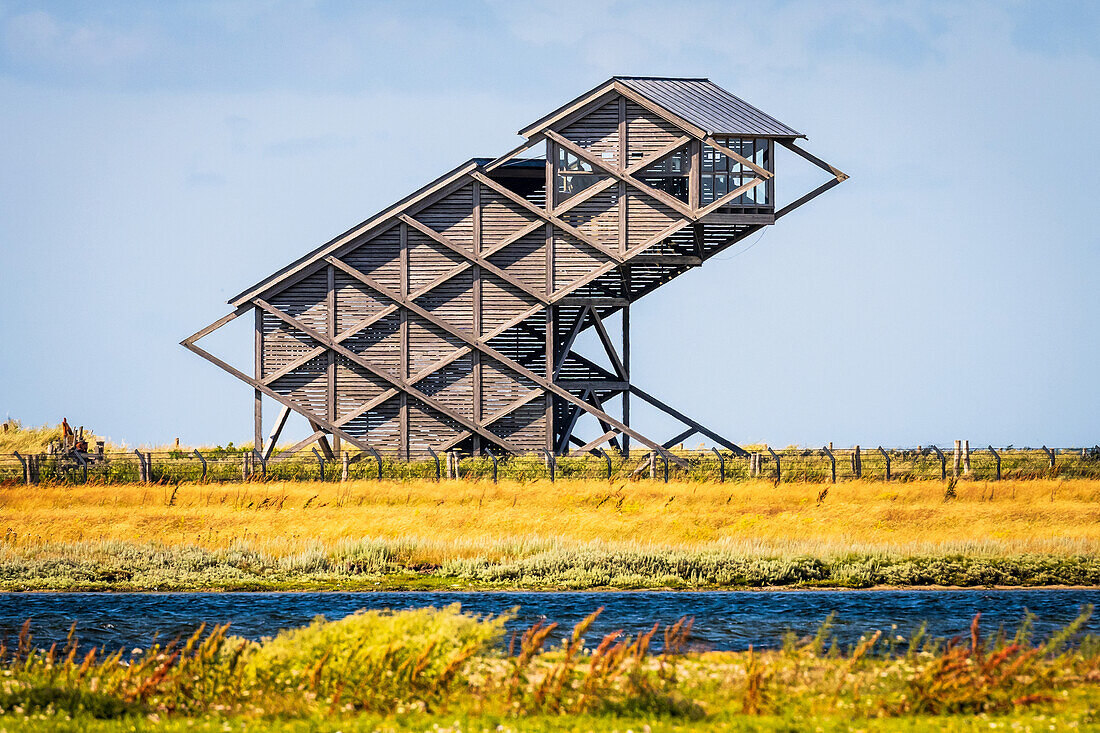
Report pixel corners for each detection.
[552,305,588,378]
[587,307,627,380]
[629,384,747,457]
[482,388,545,427]
[662,427,697,450]
[695,177,767,219]
[778,140,848,181]
[277,430,325,459]
[576,430,619,456]
[702,136,773,180]
[262,305,399,385]
[543,130,696,220]
[324,257,686,467]
[262,405,291,460]
[471,172,625,265]
[253,297,526,455]
[181,338,371,452]
[623,135,693,176]
[400,214,549,304]
[775,178,842,220]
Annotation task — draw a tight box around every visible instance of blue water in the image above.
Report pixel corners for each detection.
[1,590,1098,653]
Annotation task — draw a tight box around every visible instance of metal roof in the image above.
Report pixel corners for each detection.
[615,77,803,138]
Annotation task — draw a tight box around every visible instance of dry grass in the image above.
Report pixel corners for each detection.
[2,477,1099,562]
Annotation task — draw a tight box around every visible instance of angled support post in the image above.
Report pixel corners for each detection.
[1042,446,1056,472]
[541,449,555,483]
[312,447,326,481]
[767,446,781,484]
[596,448,612,480]
[13,452,29,485]
[988,446,1001,481]
[929,445,946,480]
[193,449,207,482]
[427,447,441,482]
[711,447,725,483]
[878,446,890,481]
[822,446,836,483]
[366,447,382,481]
[252,450,266,479]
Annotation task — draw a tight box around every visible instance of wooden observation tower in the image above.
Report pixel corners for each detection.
[183,77,846,464]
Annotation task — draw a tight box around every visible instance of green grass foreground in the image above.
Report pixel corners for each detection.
[3,540,1100,591]
[1,605,1099,732]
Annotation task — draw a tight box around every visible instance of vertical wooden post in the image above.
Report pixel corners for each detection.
[953,440,961,478]
[1042,446,1056,471]
[621,301,631,457]
[241,453,249,481]
[988,446,1001,481]
[254,306,263,454]
[648,451,656,479]
[327,264,340,456]
[822,446,836,483]
[472,180,482,456]
[852,445,861,479]
[545,138,556,455]
[341,451,349,482]
[689,140,701,211]
[963,440,971,475]
[399,221,409,460]
[617,96,630,458]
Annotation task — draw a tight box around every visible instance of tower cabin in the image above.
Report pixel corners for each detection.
[183,77,846,465]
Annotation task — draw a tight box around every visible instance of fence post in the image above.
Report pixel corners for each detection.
[988,445,1001,481]
[252,450,266,479]
[541,449,555,483]
[963,440,971,475]
[341,451,350,482]
[953,440,961,478]
[648,451,656,479]
[241,453,250,481]
[852,445,862,479]
[597,448,612,480]
[878,446,891,481]
[13,452,28,485]
[367,447,382,480]
[134,449,147,483]
[661,451,669,483]
[193,449,207,482]
[489,450,498,483]
[822,446,836,483]
[427,447,441,482]
[312,447,326,481]
[929,445,946,480]
[767,447,781,483]
[1041,446,1056,471]
[750,452,758,478]
[711,447,725,483]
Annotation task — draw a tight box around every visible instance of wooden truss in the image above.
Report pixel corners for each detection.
[183,82,845,463]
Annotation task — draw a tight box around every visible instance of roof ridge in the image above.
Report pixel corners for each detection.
[613,75,709,81]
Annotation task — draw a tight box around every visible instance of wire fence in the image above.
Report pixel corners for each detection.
[2,443,1099,485]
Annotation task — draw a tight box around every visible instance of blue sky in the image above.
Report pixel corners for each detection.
[1,1,1098,449]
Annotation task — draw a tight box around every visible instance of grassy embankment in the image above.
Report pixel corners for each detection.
[2,604,1099,731]
[1,478,1099,590]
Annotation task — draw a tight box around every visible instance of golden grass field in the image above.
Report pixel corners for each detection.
[3,477,1098,561]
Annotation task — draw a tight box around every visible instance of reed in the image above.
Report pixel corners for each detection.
[1,605,1098,730]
